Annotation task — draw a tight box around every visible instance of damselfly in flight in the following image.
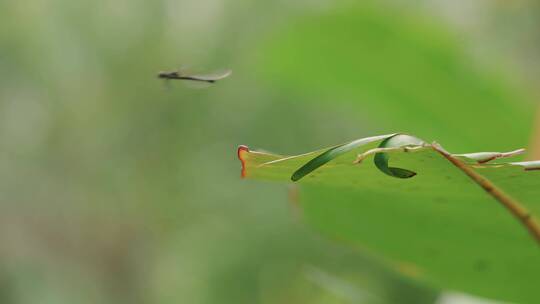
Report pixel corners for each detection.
[157,67,232,83]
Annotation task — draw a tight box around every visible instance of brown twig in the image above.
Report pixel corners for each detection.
[432,143,540,246]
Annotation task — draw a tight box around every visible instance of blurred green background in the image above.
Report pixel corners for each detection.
[1,0,539,303]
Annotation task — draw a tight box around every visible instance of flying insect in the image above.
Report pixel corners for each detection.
[157,68,232,83]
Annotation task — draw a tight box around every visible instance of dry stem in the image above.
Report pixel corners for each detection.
[432,143,540,246]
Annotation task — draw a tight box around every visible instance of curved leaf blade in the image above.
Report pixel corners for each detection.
[291,134,395,181]
[374,134,426,178]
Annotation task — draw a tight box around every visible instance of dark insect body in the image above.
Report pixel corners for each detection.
[157,69,231,83]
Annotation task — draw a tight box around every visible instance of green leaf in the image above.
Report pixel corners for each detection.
[238,134,540,303]
[373,135,425,178]
[291,134,396,181]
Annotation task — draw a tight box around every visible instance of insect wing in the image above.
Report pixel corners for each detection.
[188,69,232,82]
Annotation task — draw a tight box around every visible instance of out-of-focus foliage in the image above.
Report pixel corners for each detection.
[0,0,538,303]
[254,3,535,152]
[239,133,540,303]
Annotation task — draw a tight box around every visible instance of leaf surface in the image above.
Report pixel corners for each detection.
[238,134,540,303]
